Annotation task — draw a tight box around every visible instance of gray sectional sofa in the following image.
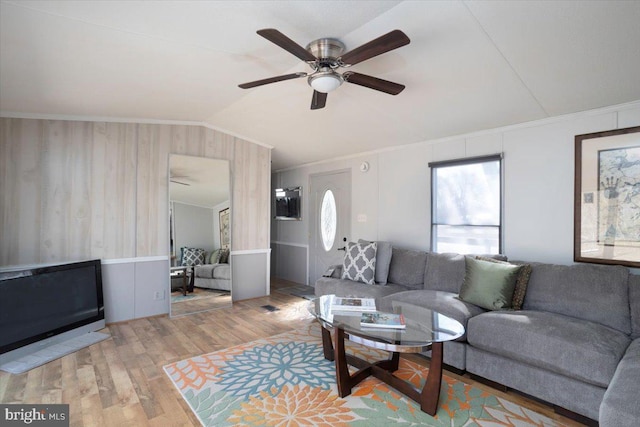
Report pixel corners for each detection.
[193,263,231,291]
[315,246,640,425]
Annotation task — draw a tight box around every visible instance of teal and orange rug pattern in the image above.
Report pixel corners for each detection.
[163,323,568,426]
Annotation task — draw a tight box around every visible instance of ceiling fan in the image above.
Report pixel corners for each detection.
[238,28,410,110]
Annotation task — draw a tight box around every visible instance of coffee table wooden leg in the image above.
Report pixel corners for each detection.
[334,327,353,398]
[326,327,445,415]
[321,326,334,361]
[421,341,443,415]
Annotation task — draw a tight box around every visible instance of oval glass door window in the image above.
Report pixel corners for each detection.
[320,190,337,251]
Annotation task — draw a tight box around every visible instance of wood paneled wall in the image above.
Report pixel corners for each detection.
[0,118,270,266]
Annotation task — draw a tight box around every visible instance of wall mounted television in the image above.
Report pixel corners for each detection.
[275,187,302,220]
[0,259,106,369]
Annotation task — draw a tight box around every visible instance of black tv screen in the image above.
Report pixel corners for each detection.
[275,187,302,220]
[0,259,105,355]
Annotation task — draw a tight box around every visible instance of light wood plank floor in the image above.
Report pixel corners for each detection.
[170,287,232,317]
[0,278,586,426]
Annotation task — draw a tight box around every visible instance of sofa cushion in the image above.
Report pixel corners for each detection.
[629,274,640,340]
[599,339,640,427]
[387,248,427,289]
[459,257,521,310]
[467,310,630,388]
[380,290,485,340]
[476,256,532,310]
[523,262,631,334]
[342,241,377,285]
[423,252,465,293]
[214,264,231,280]
[314,277,409,301]
[359,239,392,284]
[195,264,215,279]
[196,264,231,280]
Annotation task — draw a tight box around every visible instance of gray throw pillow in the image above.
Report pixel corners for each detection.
[459,256,521,310]
[358,239,392,284]
[342,241,377,285]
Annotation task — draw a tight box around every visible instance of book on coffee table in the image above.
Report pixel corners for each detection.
[360,312,406,329]
[330,296,376,312]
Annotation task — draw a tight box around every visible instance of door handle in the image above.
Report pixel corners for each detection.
[337,237,347,251]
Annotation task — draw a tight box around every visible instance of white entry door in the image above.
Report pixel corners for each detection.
[309,170,351,284]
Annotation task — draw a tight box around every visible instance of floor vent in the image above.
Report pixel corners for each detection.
[261,304,280,312]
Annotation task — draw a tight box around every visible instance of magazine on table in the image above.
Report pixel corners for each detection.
[360,311,406,329]
[330,296,376,312]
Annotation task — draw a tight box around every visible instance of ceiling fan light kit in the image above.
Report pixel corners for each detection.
[239,28,410,109]
[308,70,343,93]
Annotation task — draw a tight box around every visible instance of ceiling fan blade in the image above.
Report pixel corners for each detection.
[239,72,307,89]
[339,30,410,66]
[310,91,327,110]
[257,28,317,62]
[170,180,190,186]
[343,72,405,95]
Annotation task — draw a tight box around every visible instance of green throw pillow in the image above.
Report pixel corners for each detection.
[475,256,532,310]
[459,256,522,310]
[209,249,222,264]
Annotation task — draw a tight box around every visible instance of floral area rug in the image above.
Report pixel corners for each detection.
[163,323,568,426]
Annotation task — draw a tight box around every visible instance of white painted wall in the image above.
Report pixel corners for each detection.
[173,202,215,259]
[272,101,640,281]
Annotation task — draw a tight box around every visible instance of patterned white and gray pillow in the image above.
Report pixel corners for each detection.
[341,241,377,285]
[358,239,392,285]
[182,247,206,266]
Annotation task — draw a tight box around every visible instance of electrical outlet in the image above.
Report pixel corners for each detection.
[153,291,165,301]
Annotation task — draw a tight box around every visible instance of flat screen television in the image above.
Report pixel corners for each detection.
[0,259,106,367]
[275,187,302,220]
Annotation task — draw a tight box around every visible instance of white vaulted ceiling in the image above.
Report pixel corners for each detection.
[1,1,639,170]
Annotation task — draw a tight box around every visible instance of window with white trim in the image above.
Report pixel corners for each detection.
[430,155,502,254]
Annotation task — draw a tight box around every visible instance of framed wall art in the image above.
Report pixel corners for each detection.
[574,125,640,267]
[219,207,230,249]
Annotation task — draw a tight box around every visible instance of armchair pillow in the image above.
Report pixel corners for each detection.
[209,249,222,264]
[459,256,521,310]
[475,256,532,310]
[181,247,206,266]
[342,241,377,285]
[358,239,393,284]
[219,248,230,264]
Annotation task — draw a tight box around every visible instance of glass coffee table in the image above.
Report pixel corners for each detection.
[309,294,464,415]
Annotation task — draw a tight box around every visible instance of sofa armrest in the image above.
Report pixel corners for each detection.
[600,339,640,426]
[324,265,342,278]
